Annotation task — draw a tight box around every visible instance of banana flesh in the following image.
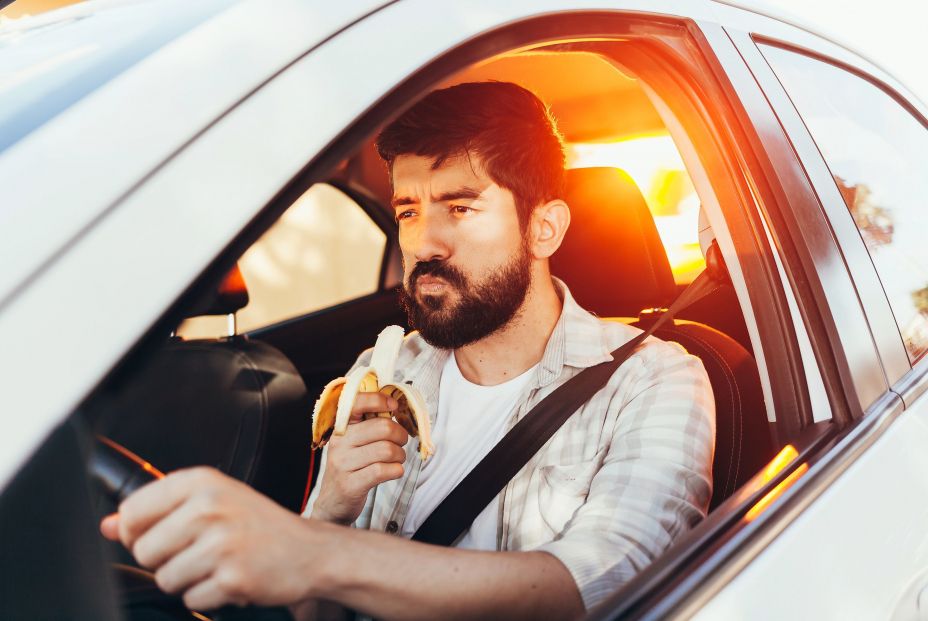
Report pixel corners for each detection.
[311,326,435,460]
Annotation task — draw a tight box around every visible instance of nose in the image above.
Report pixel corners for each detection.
[404,210,451,264]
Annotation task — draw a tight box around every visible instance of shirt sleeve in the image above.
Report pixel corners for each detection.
[536,342,716,609]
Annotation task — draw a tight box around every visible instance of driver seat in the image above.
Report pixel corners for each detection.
[551,167,775,510]
[89,266,313,513]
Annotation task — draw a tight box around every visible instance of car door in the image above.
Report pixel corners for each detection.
[676,5,928,620]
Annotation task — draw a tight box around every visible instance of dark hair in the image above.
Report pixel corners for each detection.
[376,81,566,228]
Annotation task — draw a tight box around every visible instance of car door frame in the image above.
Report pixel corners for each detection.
[65,0,833,616]
[624,4,925,619]
[724,14,928,415]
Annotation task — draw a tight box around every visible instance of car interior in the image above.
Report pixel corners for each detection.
[4,35,810,621]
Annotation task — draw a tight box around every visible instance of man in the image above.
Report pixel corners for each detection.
[102,82,715,620]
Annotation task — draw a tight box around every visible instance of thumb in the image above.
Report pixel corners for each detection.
[100,513,120,541]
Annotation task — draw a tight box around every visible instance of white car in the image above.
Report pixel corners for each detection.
[2,1,927,619]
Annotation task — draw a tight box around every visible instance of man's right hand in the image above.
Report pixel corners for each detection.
[310,392,410,525]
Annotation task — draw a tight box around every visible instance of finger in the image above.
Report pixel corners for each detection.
[353,461,404,491]
[100,513,119,541]
[118,467,219,549]
[349,392,398,423]
[336,440,408,472]
[342,417,409,448]
[153,530,223,595]
[182,571,247,612]
[131,495,208,570]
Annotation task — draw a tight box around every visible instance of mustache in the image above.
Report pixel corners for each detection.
[408,259,467,290]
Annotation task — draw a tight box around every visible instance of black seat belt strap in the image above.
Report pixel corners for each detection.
[411,270,721,546]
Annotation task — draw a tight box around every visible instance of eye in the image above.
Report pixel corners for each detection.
[450,205,473,215]
[395,209,417,222]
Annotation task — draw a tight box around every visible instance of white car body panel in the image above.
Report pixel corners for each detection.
[0,0,391,307]
[0,0,393,489]
[693,399,927,620]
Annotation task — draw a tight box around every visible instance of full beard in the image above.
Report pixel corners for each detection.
[399,246,532,350]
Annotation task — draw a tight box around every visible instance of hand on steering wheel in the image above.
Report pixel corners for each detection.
[89,436,292,621]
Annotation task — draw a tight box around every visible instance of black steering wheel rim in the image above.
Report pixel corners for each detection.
[89,436,295,621]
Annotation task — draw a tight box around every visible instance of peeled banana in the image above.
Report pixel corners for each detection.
[311,326,435,460]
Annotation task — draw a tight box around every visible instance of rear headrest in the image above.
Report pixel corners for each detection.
[185,265,250,317]
[551,167,676,317]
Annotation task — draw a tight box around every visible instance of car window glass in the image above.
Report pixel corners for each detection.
[760,44,928,363]
[177,183,386,338]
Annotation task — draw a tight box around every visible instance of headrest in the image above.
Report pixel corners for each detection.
[186,265,250,317]
[551,167,676,317]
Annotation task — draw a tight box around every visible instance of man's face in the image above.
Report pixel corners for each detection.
[391,154,532,349]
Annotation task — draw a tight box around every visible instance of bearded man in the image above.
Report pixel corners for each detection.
[102,81,715,621]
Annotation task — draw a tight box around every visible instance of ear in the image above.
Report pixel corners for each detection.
[529,199,571,259]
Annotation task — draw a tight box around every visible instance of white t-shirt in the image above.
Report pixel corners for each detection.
[400,353,537,549]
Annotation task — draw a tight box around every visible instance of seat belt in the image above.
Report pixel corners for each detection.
[411,269,722,547]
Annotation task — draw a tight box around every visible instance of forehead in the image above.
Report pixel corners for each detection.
[391,154,489,196]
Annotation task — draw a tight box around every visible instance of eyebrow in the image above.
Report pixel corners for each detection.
[391,186,484,209]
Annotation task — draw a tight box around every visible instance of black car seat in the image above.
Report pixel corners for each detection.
[551,167,775,510]
[89,266,313,513]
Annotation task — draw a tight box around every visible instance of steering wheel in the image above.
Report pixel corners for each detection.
[89,436,295,621]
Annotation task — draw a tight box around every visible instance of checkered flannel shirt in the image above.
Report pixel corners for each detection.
[307,279,715,609]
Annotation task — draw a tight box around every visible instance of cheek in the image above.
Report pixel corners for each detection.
[456,219,522,267]
[400,247,417,282]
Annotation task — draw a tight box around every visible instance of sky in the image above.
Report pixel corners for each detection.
[767,0,928,107]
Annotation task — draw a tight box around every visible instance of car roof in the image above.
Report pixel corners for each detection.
[0,0,392,311]
[0,0,236,154]
[0,0,395,492]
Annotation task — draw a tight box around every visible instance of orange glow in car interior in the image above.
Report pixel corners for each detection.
[744,444,806,522]
[760,444,800,483]
[219,264,248,297]
[567,133,706,283]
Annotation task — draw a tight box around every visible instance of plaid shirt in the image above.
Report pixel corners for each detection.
[307,280,715,610]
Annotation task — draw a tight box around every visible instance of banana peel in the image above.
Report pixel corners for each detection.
[311,326,435,460]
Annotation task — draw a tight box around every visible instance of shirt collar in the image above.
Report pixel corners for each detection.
[534,278,614,388]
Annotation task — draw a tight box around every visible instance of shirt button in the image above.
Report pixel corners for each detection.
[385,521,399,534]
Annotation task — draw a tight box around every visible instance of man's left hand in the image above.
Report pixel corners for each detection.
[100,467,324,611]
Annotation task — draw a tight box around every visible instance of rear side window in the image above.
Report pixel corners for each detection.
[760,44,928,363]
[178,183,387,338]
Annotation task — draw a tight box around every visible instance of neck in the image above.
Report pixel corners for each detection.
[453,270,563,386]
